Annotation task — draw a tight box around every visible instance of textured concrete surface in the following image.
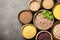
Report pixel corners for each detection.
[0,0,59,40]
[0,0,29,40]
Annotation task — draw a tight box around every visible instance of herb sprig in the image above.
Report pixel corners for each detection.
[41,10,53,20]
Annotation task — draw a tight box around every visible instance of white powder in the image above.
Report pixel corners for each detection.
[29,1,40,11]
[53,24,60,39]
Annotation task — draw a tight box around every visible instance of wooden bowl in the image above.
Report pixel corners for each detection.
[36,31,53,40]
[21,24,37,39]
[52,3,60,20]
[28,0,41,12]
[18,10,33,24]
[51,21,60,40]
[33,10,54,30]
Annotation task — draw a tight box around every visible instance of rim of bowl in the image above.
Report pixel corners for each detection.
[52,2,60,20]
[21,24,37,39]
[36,31,53,40]
[28,0,41,12]
[42,0,54,9]
[18,10,33,24]
[51,21,60,40]
[33,9,54,30]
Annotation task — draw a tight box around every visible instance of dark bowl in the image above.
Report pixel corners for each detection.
[36,31,53,40]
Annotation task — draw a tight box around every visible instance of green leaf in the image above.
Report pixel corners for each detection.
[48,11,52,15]
[42,10,47,14]
[41,10,53,20]
[49,16,53,20]
[46,13,49,17]
[43,14,47,18]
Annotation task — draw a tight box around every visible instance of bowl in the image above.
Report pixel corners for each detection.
[33,10,54,30]
[18,10,33,24]
[36,31,53,40]
[53,3,60,20]
[21,24,37,39]
[51,21,60,40]
[28,0,41,12]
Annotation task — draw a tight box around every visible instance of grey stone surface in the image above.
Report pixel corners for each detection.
[57,0,60,2]
[0,0,29,40]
